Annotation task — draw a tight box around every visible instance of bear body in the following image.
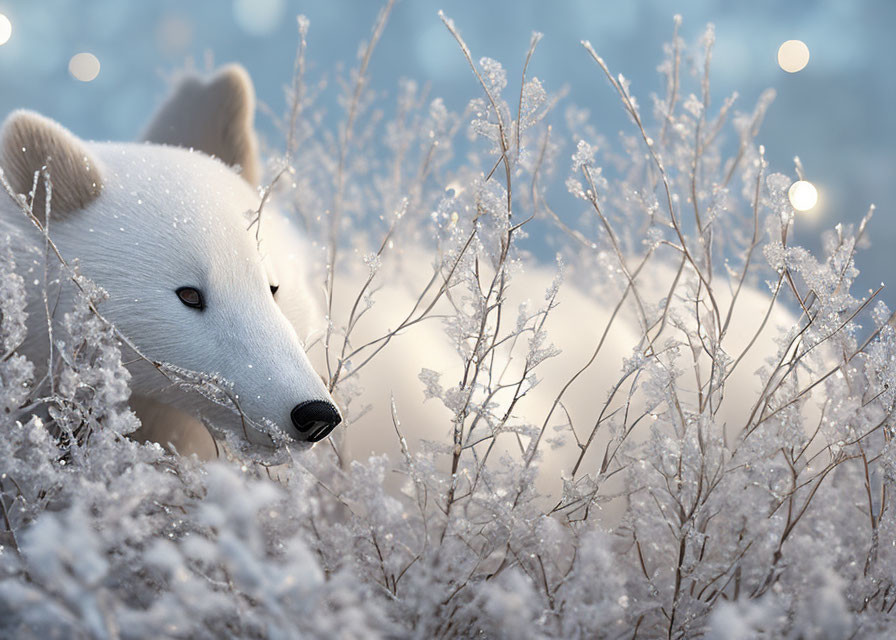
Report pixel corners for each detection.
[326,252,800,504]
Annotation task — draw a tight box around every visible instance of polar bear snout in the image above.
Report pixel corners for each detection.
[291,400,342,442]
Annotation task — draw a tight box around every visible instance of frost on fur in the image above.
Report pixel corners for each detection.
[2,9,896,639]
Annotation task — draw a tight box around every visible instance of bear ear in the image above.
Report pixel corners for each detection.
[141,64,261,187]
[0,110,103,217]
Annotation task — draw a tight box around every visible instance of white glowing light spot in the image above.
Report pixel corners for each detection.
[777,40,810,73]
[156,15,193,53]
[0,14,11,46]
[788,180,818,211]
[233,0,284,35]
[69,52,101,82]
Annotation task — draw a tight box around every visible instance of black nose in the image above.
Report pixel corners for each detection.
[290,401,341,442]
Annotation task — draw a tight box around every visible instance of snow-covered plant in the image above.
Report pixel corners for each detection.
[2,7,895,638]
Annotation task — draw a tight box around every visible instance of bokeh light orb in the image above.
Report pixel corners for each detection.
[777,40,810,73]
[788,180,818,211]
[0,14,11,46]
[69,53,101,82]
[233,0,284,35]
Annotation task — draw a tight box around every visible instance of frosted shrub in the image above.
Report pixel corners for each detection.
[0,239,33,415]
[2,7,895,639]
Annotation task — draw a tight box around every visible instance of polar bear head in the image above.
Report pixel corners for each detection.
[0,66,340,449]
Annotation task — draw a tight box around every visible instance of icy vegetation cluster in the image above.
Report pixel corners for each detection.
[2,7,895,638]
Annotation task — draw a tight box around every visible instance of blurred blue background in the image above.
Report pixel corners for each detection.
[0,0,893,303]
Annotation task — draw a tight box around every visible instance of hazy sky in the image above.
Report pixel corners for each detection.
[0,0,893,302]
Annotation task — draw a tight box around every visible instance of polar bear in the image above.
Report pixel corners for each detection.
[0,66,342,454]
[2,64,805,509]
[118,65,806,508]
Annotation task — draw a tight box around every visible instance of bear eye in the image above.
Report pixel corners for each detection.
[176,287,205,310]
[270,284,279,297]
